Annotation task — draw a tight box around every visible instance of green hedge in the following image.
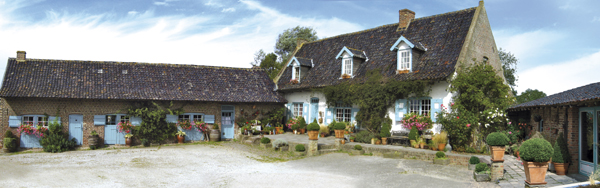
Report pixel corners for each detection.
[295,144,305,152]
[520,138,554,162]
[436,151,445,159]
[307,119,320,131]
[475,163,489,173]
[356,130,375,143]
[354,145,362,150]
[469,156,480,164]
[485,132,510,146]
[260,137,271,144]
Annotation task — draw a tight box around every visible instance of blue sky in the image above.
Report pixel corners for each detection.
[0,0,599,96]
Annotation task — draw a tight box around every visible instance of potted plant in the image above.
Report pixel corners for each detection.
[89,130,99,149]
[307,120,320,140]
[552,139,567,175]
[415,135,425,149]
[345,122,355,134]
[292,124,299,134]
[176,130,186,144]
[319,125,329,138]
[334,122,346,138]
[273,139,289,151]
[473,163,491,182]
[297,117,307,134]
[341,73,351,79]
[520,138,554,185]
[295,144,306,156]
[375,137,381,145]
[351,144,364,155]
[209,123,221,141]
[433,151,449,165]
[125,133,133,146]
[260,137,271,149]
[428,141,437,151]
[408,126,418,148]
[349,136,355,142]
[469,156,480,170]
[486,132,510,162]
[380,121,391,145]
[556,134,571,174]
[433,131,448,151]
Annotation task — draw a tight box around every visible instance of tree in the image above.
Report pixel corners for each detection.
[499,48,518,95]
[260,53,281,80]
[275,26,318,63]
[516,89,547,104]
[250,49,266,67]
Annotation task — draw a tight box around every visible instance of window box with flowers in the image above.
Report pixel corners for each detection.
[290,78,299,84]
[194,121,210,141]
[401,112,433,132]
[17,122,48,148]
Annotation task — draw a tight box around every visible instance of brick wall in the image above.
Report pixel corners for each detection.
[0,97,283,147]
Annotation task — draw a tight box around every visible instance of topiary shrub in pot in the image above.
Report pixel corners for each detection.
[333,122,346,138]
[433,151,449,165]
[520,138,553,185]
[260,137,271,149]
[307,119,320,140]
[486,132,510,162]
[555,133,571,174]
[408,126,418,147]
[469,156,480,170]
[551,139,567,175]
[294,144,306,156]
[473,163,491,182]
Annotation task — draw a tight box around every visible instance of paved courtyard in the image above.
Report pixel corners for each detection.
[1,142,496,188]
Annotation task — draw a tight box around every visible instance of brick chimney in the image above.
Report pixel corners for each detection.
[16,51,26,61]
[398,9,415,30]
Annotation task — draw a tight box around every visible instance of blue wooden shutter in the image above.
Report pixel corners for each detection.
[430,98,443,122]
[130,116,142,126]
[286,103,293,120]
[325,107,334,125]
[395,99,407,121]
[49,116,61,125]
[94,115,106,126]
[351,108,360,123]
[8,116,21,127]
[166,115,178,123]
[205,115,215,124]
[303,103,308,121]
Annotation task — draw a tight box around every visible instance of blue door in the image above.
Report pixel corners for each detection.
[105,125,117,144]
[69,114,83,145]
[310,98,319,123]
[221,106,235,140]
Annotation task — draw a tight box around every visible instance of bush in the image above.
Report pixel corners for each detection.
[475,163,489,173]
[469,156,480,164]
[127,101,181,144]
[556,133,572,164]
[333,122,346,130]
[307,119,320,131]
[4,130,16,139]
[291,124,299,130]
[272,139,288,148]
[432,131,448,145]
[520,138,553,162]
[552,141,564,163]
[486,132,510,146]
[380,120,391,138]
[435,151,445,159]
[408,126,418,140]
[355,130,375,143]
[89,145,97,150]
[3,138,17,152]
[298,117,307,129]
[260,137,271,144]
[328,120,337,132]
[40,121,77,153]
[142,139,150,147]
[295,144,305,152]
[354,145,362,150]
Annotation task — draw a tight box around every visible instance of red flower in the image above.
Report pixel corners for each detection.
[467,124,471,127]
[456,116,459,119]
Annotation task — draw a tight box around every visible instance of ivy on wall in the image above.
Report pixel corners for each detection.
[127,101,184,144]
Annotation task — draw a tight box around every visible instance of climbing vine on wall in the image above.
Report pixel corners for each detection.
[127,101,184,144]
[320,70,432,133]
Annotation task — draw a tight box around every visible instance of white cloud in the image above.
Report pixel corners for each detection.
[127,11,138,16]
[221,8,235,13]
[204,0,223,8]
[154,0,177,6]
[494,29,564,62]
[517,50,600,95]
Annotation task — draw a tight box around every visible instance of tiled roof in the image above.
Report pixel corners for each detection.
[509,82,600,110]
[277,7,477,90]
[346,47,366,59]
[296,57,312,67]
[0,58,286,103]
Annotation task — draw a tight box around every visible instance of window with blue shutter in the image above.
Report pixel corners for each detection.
[395,99,407,121]
[94,115,106,126]
[8,116,22,127]
[166,115,178,123]
[303,103,308,121]
[204,115,215,124]
[430,98,443,122]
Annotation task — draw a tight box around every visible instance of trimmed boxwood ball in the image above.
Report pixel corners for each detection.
[334,122,346,130]
[551,140,564,163]
[475,163,489,173]
[354,145,362,150]
[469,156,480,164]
[295,144,305,152]
[486,132,510,146]
[520,138,554,162]
[408,126,418,140]
[436,151,445,159]
[260,137,271,144]
[307,120,320,131]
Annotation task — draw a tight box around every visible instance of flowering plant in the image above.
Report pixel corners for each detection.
[176,130,186,136]
[401,113,433,131]
[125,133,133,138]
[177,119,192,130]
[286,117,300,130]
[194,121,209,132]
[290,78,299,84]
[17,123,48,138]
[117,121,133,133]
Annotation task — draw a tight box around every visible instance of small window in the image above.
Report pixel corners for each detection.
[539,119,544,132]
[193,114,203,122]
[23,116,34,125]
[37,116,48,127]
[335,103,352,122]
[98,69,103,74]
[294,67,300,80]
[398,50,411,70]
[293,103,303,117]
[343,58,352,75]
[120,115,130,123]
[122,70,128,74]
[178,115,191,122]
[483,56,489,63]
[106,115,117,125]
[409,99,431,116]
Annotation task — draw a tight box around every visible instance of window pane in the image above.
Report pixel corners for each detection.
[120,115,130,123]
[23,116,34,125]
[295,67,300,79]
[421,100,431,116]
[106,115,117,125]
[38,116,48,127]
[178,115,190,122]
[581,111,593,163]
[409,100,419,114]
[193,115,203,122]
[344,59,352,75]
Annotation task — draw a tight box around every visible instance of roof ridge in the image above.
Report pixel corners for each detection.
[413,7,477,21]
[8,57,260,71]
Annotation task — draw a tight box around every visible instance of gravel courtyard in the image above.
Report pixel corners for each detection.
[0,142,496,188]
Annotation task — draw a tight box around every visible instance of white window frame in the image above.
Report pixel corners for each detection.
[409,99,431,116]
[293,103,303,117]
[335,103,352,122]
[22,115,49,128]
[179,113,204,122]
[341,57,354,77]
[398,49,412,71]
[106,114,128,126]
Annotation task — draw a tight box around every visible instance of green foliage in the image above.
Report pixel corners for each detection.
[260,137,271,144]
[328,120,337,133]
[251,50,282,81]
[435,151,446,159]
[354,145,362,150]
[291,124,299,130]
[520,138,554,162]
[4,130,16,139]
[3,138,17,152]
[486,132,510,146]
[334,122,346,130]
[408,126,418,140]
[90,145,97,150]
[516,89,547,104]
[40,121,77,153]
[127,101,182,144]
[297,117,307,129]
[321,69,431,133]
[307,119,320,131]
[469,156,480,164]
[499,48,518,94]
[90,130,99,136]
[438,63,513,149]
[141,139,150,147]
[465,147,477,153]
[475,163,489,173]
[556,134,572,164]
[275,26,318,63]
[552,140,564,163]
[355,130,375,143]
[295,144,305,152]
[263,108,286,128]
[380,117,392,138]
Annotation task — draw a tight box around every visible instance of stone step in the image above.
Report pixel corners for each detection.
[319,149,338,155]
[319,144,337,150]
[244,137,261,145]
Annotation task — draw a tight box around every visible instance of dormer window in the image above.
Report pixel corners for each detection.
[399,50,411,70]
[336,46,366,78]
[390,36,424,73]
[287,57,313,83]
[293,66,300,81]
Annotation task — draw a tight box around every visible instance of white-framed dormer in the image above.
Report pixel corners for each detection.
[288,57,301,82]
[390,36,415,73]
[287,56,313,82]
[336,46,366,78]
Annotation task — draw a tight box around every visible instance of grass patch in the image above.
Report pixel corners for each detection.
[8,150,44,155]
[362,152,373,156]
[246,155,289,163]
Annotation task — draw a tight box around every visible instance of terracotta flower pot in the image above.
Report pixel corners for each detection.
[335,130,344,138]
[125,137,132,146]
[300,129,305,134]
[490,146,505,162]
[381,137,387,145]
[376,140,381,145]
[341,140,345,145]
[524,161,549,185]
[177,135,184,144]
[438,143,445,151]
[275,127,282,134]
[350,139,354,142]
[553,162,568,175]
[419,142,425,149]
[308,131,319,140]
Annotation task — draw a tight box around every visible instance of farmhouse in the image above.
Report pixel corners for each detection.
[275,1,504,132]
[0,51,286,147]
